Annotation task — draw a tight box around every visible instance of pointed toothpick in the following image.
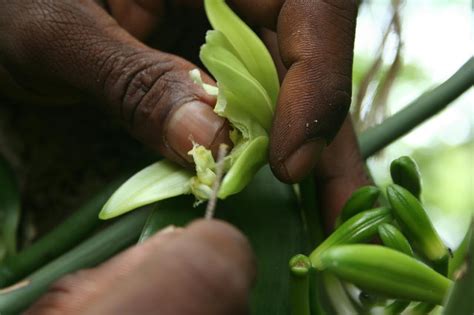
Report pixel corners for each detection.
[205,144,228,220]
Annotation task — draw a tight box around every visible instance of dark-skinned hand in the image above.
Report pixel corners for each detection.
[0,1,369,314]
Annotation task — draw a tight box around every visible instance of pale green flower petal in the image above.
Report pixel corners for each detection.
[99,161,193,219]
[203,0,280,104]
[200,43,273,132]
[219,136,268,199]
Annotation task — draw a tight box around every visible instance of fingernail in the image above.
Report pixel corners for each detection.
[166,101,232,162]
[282,139,326,182]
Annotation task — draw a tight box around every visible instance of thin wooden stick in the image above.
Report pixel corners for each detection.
[205,144,228,220]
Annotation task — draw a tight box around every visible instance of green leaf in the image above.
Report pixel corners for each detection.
[0,156,20,260]
[99,161,193,219]
[204,0,280,105]
[320,245,452,305]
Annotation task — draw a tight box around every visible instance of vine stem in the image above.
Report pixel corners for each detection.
[0,180,124,288]
[0,209,150,314]
[289,255,312,315]
[359,57,474,158]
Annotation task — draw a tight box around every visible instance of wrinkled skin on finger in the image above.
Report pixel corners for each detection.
[228,0,358,183]
[25,220,256,315]
[0,0,232,166]
[128,0,359,184]
[0,0,358,180]
[0,0,365,226]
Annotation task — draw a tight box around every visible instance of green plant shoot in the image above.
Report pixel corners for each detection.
[100,0,279,219]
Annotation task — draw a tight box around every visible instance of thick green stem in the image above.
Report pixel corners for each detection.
[0,209,149,314]
[359,57,474,158]
[289,255,311,315]
[0,181,123,288]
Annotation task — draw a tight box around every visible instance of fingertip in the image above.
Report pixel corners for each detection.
[270,138,326,183]
[186,219,247,244]
[185,219,256,283]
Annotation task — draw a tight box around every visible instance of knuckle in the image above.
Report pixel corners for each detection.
[127,65,179,128]
[101,50,204,151]
[100,50,168,119]
[101,51,194,127]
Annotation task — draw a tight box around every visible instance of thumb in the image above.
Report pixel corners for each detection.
[0,1,231,165]
[25,220,256,315]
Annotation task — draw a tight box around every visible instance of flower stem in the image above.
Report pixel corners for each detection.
[359,57,474,158]
[0,208,150,314]
[289,255,311,315]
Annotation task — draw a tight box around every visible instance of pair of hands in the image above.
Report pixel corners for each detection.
[0,1,369,313]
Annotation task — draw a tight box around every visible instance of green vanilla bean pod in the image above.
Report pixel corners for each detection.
[289,255,311,315]
[338,185,381,224]
[379,223,414,314]
[319,245,452,305]
[310,207,392,268]
[386,184,448,262]
[390,156,422,199]
[378,223,414,257]
[383,185,443,313]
